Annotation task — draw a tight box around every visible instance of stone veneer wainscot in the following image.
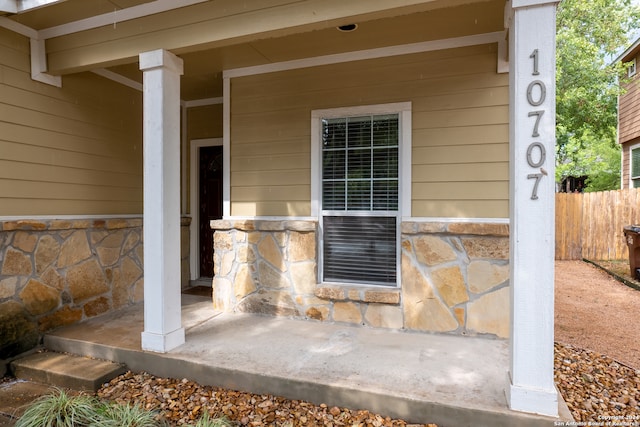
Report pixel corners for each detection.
[211,219,510,338]
[0,217,191,362]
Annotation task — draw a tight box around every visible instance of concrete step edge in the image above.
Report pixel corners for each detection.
[10,351,127,392]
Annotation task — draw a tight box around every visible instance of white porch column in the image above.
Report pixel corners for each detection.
[508,0,559,417]
[139,49,185,353]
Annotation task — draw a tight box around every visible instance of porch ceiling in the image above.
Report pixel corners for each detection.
[4,0,506,101]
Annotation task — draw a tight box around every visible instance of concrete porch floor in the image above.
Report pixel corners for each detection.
[44,294,570,427]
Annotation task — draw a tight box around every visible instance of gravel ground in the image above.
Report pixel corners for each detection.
[97,372,436,426]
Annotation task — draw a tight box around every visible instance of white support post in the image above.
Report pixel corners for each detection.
[139,49,185,353]
[508,0,559,417]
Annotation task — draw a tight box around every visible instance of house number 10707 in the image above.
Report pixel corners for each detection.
[526,49,546,200]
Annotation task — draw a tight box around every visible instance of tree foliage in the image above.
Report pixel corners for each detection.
[555,0,640,190]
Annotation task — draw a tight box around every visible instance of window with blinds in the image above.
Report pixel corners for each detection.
[632,146,640,188]
[320,114,399,286]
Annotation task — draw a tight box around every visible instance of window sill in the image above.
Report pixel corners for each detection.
[315,284,400,305]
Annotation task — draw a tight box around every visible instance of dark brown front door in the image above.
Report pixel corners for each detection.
[199,145,223,278]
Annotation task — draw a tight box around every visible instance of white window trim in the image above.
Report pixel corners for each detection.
[630,142,640,188]
[629,58,637,78]
[311,102,411,288]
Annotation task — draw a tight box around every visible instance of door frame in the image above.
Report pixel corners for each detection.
[189,138,223,280]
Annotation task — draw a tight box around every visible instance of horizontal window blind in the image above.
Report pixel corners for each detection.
[322,216,397,285]
[320,113,399,287]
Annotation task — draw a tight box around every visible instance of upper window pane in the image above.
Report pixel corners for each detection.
[321,114,399,212]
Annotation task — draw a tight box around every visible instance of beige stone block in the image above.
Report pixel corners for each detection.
[95,231,126,267]
[461,237,509,260]
[212,277,233,311]
[58,231,91,268]
[258,261,290,289]
[19,279,60,315]
[13,232,37,253]
[41,268,64,291]
[105,219,130,229]
[448,222,509,237]
[454,307,465,327]
[120,256,143,287]
[315,286,345,300]
[333,301,362,324]
[290,262,317,295]
[467,287,510,338]
[247,231,261,244]
[35,235,59,274]
[403,296,458,333]
[347,289,361,300]
[288,232,316,262]
[402,221,447,234]
[235,231,247,243]
[236,245,251,263]
[402,253,457,332]
[431,266,469,307]
[2,248,32,276]
[84,296,110,317]
[468,261,509,294]
[89,230,108,245]
[135,244,144,265]
[306,306,329,321]
[364,304,403,329]
[67,259,109,303]
[363,290,400,304]
[122,230,141,255]
[236,289,300,317]
[414,236,457,266]
[214,231,233,251]
[0,277,17,299]
[37,305,83,332]
[295,295,327,306]
[272,231,286,247]
[401,238,412,253]
[132,278,144,303]
[220,251,235,276]
[257,235,286,272]
[234,264,256,299]
[3,220,46,231]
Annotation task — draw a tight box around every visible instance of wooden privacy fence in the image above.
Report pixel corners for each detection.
[555,188,640,260]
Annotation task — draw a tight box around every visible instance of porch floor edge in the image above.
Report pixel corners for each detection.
[43,297,569,427]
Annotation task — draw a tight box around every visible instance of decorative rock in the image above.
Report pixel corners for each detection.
[37,305,83,332]
[234,265,257,299]
[333,301,362,324]
[257,261,290,288]
[212,277,233,311]
[363,289,401,304]
[466,287,509,338]
[84,296,111,317]
[67,259,109,303]
[0,301,39,358]
[0,277,17,299]
[257,235,286,272]
[364,304,403,329]
[431,266,469,307]
[214,232,233,251]
[461,236,509,259]
[19,279,60,315]
[413,236,457,266]
[95,231,126,266]
[447,222,509,236]
[58,231,91,268]
[468,261,509,294]
[2,248,32,275]
[132,278,144,303]
[40,267,65,291]
[315,286,345,301]
[122,231,140,255]
[236,290,300,317]
[288,232,316,262]
[219,252,235,276]
[306,306,329,321]
[290,262,316,295]
[35,235,60,274]
[13,231,37,253]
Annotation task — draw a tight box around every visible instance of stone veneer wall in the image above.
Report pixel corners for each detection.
[0,217,191,363]
[211,219,509,338]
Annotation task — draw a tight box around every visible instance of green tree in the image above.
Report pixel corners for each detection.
[555,0,640,191]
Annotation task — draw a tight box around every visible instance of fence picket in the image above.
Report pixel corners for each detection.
[555,188,640,261]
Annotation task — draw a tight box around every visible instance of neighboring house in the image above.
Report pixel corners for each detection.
[0,0,559,417]
[618,36,640,188]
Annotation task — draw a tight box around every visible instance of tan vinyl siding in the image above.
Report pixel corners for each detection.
[0,28,143,216]
[230,43,508,218]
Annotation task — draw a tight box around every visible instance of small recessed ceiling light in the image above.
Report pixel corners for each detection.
[337,24,358,32]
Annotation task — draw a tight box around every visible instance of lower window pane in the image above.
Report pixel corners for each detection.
[322,216,396,286]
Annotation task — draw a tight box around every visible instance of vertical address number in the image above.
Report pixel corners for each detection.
[526,49,546,200]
